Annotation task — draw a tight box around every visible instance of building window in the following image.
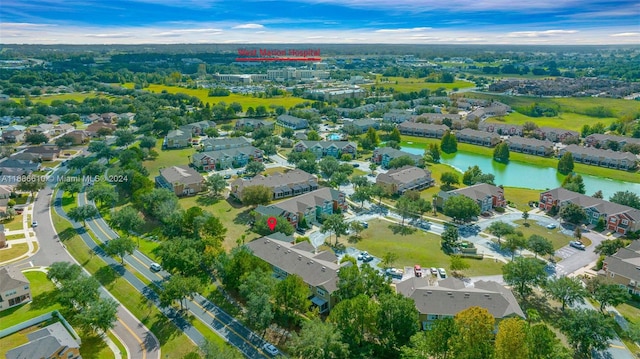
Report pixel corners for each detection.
[610,217,617,223]
[593,213,599,218]
[622,220,629,225]
[317,288,327,297]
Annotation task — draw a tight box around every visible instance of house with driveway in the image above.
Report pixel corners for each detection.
[437,183,506,213]
[396,276,524,329]
[155,165,204,196]
[0,266,31,311]
[539,187,640,234]
[231,169,318,202]
[504,136,554,157]
[602,241,640,295]
[277,114,309,130]
[558,145,637,170]
[255,187,346,229]
[455,128,500,147]
[191,146,263,171]
[163,129,192,149]
[376,166,435,195]
[293,140,357,159]
[398,122,449,139]
[246,234,350,313]
[371,147,423,169]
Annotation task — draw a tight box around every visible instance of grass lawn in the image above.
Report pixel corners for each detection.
[262,166,291,176]
[0,271,61,330]
[145,84,309,109]
[0,243,28,263]
[2,216,25,231]
[51,211,199,359]
[13,195,29,205]
[365,75,475,93]
[616,300,640,354]
[0,327,29,358]
[488,111,617,132]
[350,219,503,276]
[511,220,573,250]
[5,234,25,240]
[27,92,98,105]
[178,196,260,250]
[401,135,639,184]
[143,141,195,179]
[503,187,541,210]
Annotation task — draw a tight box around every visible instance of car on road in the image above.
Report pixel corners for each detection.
[352,163,360,168]
[569,241,586,250]
[223,174,232,179]
[546,223,557,229]
[31,221,38,228]
[150,262,162,272]
[262,343,280,356]
[437,268,447,279]
[360,221,369,229]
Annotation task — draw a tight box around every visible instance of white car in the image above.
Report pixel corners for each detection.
[437,268,447,279]
[262,343,280,356]
[569,241,586,250]
[32,221,38,228]
[150,262,162,272]
[546,223,557,229]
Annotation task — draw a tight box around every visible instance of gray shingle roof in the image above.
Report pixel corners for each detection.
[604,243,640,283]
[0,266,29,293]
[159,165,204,186]
[6,322,80,359]
[231,169,317,196]
[376,165,431,186]
[542,188,640,222]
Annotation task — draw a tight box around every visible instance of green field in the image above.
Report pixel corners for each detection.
[143,139,195,179]
[488,111,618,132]
[351,219,504,276]
[510,220,574,250]
[27,92,100,105]
[365,75,475,93]
[0,243,28,263]
[145,84,309,109]
[503,187,541,210]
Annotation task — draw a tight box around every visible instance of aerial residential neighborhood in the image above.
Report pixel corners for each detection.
[0,11,640,359]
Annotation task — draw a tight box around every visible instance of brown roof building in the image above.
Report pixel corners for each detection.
[155,165,204,196]
[231,169,318,202]
[376,165,435,194]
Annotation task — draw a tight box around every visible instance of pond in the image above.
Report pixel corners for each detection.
[400,146,640,199]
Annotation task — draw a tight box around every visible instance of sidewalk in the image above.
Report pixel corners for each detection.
[0,194,40,266]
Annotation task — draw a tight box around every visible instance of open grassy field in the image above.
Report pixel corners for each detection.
[400,135,640,183]
[143,139,195,179]
[511,220,573,250]
[488,111,618,132]
[178,195,260,250]
[145,84,309,109]
[24,92,99,105]
[466,93,640,120]
[365,75,475,93]
[503,187,541,210]
[351,219,504,276]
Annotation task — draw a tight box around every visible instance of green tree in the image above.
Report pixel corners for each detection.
[57,275,100,310]
[199,340,243,359]
[47,262,81,283]
[351,187,371,209]
[526,323,571,359]
[76,297,119,333]
[441,130,458,154]
[440,172,459,191]
[87,181,118,207]
[451,306,495,359]
[441,225,460,249]
[321,213,348,245]
[401,317,457,359]
[493,142,510,163]
[522,210,529,224]
[561,173,585,194]
[495,317,528,359]
[351,175,369,189]
[330,171,349,190]
[381,251,398,269]
[253,215,294,236]
[557,152,574,175]
[443,195,481,223]
[388,155,417,169]
[114,129,135,147]
[240,185,272,206]
[160,274,202,311]
[155,237,206,278]
[592,281,631,313]
[396,196,419,226]
[560,308,616,357]
[609,190,640,209]
[377,293,420,356]
[349,221,365,239]
[104,236,136,264]
[319,156,340,178]
[544,276,587,311]
[428,143,441,163]
[205,174,227,198]
[274,274,310,322]
[462,165,482,186]
[329,294,380,352]
[25,132,48,144]
[526,234,554,259]
[307,130,321,141]
[365,127,380,147]
[245,161,265,177]
[59,180,82,198]
[110,206,144,235]
[486,221,515,243]
[239,269,275,335]
[449,254,470,276]
[290,318,350,359]
[502,257,547,298]
[559,203,587,225]
[139,135,157,150]
[594,239,626,256]
[67,205,99,227]
[502,233,527,260]
[16,176,46,198]
[56,135,74,148]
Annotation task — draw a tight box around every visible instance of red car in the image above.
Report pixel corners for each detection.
[414,265,422,277]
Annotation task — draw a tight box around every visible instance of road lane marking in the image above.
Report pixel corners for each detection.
[118,318,147,359]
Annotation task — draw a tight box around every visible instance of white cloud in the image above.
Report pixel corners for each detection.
[375,27,431,33]
[610,32,640,37]
[506,29,578,38]
[232,23,264,29]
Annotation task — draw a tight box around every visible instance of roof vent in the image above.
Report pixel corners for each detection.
[447,292,452,295]
[286,250,291,254]
[298,255,302,260]
[426,291,432,294]
[484,294,490,297]
[276,245,281,250]
[321,266,326,272]
[464,293,470,297]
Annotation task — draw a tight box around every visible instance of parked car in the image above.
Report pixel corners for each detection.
[362,254,374,262]
[262,343,280,356]
[430,267,438,275]
[414,265,422,277]
[437,268,447,279]
[223,174,232,179]
[296,227,306,235]
[352,163,360,168]
[357,251,369,261]
[546,223,557,229]
[385,268,403,279]
[569,241,586,250]
[360,221,369,229]
[31,221,38,228]
[150,262,162,272]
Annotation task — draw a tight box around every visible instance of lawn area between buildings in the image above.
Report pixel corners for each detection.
[512,219,575,250]
[503,187,541,210]
[2,215,25,231]
[50,210,202,358]
[0,243,28,263]
[143,140,196,179]
[145,84,309,109]
[488,111,618,132]
[26,92,100,105]
[0,271,61,330]
[365,75,475,93]
[400,135,640,184]
[350,219,504,276]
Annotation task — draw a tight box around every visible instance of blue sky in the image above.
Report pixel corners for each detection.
[1,0,639,44]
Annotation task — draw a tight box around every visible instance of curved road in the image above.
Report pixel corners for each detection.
[14,179,160,359]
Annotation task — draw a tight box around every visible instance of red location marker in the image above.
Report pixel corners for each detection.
[267,217,277,232]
